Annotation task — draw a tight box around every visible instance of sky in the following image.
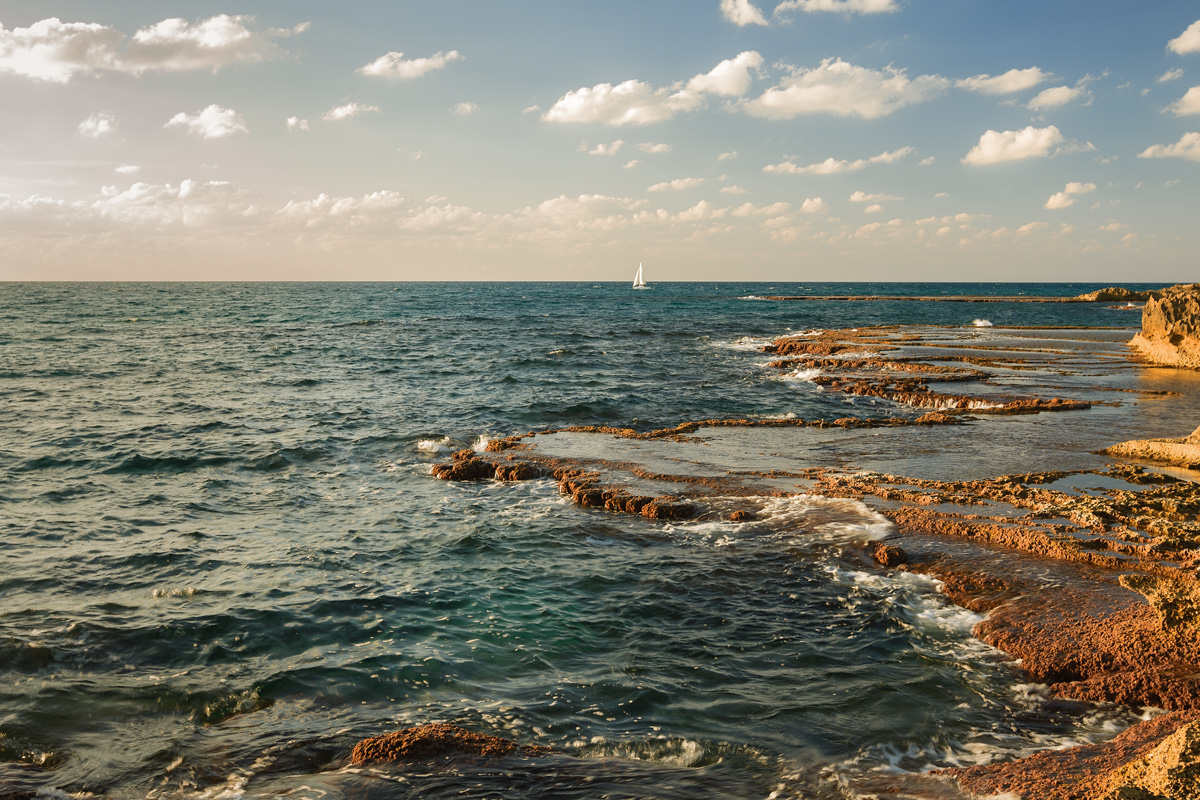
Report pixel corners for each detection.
[1,1,1199,282]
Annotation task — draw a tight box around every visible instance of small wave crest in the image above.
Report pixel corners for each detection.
[416,436,455,455]
[972,319,993,327]
[782,367,822,383]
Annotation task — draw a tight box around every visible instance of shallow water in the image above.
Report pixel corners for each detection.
[0,282,1177,798]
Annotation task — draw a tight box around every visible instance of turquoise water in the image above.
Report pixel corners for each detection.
[0,283,1158,799]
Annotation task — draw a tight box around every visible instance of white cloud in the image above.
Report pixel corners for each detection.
[648,177,705,192]
[800,197,829,214]
[0,15,308,82]
[720,185,749,194]
[1159,68,1185,83]
[849,191,900,202]
[1044,181,1095,210]
[164,104,247,139]
[1169,86,1200,115]
[956,67,1048,95]
[358,50,462,79]
[863,203,884,213]
[323,102,380,122]
[1168,20,1200,55]
[718,151,739,161]
[623,159,641,169]
[962,126,1063,165]
[638,142,672,154]
[764,146,915,174]
[720,0,768,26]
[286,116,309,132]
[544,51,762,126]
[115,164,140,174]
[775,0,899,14]
[79,112,117,138]
[91,179,258,227]
[742,58,949,119]
[1027,84,1088,110]
[589,140,624,155]
[452,101,479,116]
[1139,131,1200,162]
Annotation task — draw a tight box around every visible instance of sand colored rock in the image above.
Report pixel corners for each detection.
[1098,720,1200,800]
[1120,574,1200,643]
[1103,426,1200,469]
[350,723,552,764]
[1130,285,1200,369]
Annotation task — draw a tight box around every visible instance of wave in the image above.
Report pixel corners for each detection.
[972,319,993,327]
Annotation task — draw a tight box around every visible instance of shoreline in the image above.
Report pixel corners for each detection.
[430,322,1200,799]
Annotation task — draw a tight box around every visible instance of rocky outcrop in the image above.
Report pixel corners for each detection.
[350,723,552,764]
[1130,285,1200,369]
[1099,719,1200,800]
[1103,426,1200,469]
[1075,287,1156,302]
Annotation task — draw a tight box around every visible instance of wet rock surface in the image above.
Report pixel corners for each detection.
[351,723,553,764]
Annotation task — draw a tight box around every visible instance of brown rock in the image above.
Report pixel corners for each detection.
[1103,426,1200,470]
[1099,720,1200,800]
[350,723,552,764]
[493,462,543,481]
[867,540,908,568]
[431,457,495,481]
[641,499,697,520]
[1130,286,1200,369]
[729,509,757,522]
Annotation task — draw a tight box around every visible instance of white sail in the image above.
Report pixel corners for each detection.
[633,262,646,288]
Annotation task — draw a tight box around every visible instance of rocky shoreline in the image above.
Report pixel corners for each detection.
[415,301,1200,799]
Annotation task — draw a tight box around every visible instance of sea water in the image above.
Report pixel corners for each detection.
[0,282,1165,798]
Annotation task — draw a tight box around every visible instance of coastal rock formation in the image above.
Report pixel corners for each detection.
[1074,287,1157,302]
[1130,284,1200,369]
[1099,719,1200,800]
[1103,425,1200,469]
[350,723,552,764]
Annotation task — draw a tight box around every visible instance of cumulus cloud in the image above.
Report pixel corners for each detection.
[0,15,306,82]
[850,191,900,202]
[800,197,829,213]
[452,102,479,116]
[115,164,140,174]
[720,185,749,194]
[286,116,309,131]
[741,58,949,119]
[164,105,247,139]
[543,51,762,126]
[357,49,462,79]
[1044,181,1095,210]
[764,146,915,174]
[720,0,768,26]
[1168,20,1200,55]
[775,0,899,14]
[323,102,380,122]
[1139,132,1200,162]
[1169,86,1200,115]
[956,67,1048,95]
[638,142,672,154]
[648,177,705,192]
[78,112,117,138]
[962,126,1063,165]
[1159,68,1185,83]
[1027,84,1089,110]
[588,140,624,155]
[718,151,739,161]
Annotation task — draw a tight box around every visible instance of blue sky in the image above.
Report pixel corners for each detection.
[1,1,1198,281]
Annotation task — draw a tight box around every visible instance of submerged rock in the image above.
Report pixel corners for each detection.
[350,723,552,764]
[1130,285,1200,369]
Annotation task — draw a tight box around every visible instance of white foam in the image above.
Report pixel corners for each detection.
[719,335,774,351]
[782,367,822,383]
[416,436,454,454]
[471,435,491,453]
[973,319,993,327]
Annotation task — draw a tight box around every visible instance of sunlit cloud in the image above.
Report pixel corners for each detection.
[956,67,1048,95]
[358,50,462,79]
[1139,132,1200,162]
[962,126,1063,165]
[452,101,479,116]
[1168,86,1200,115]
[1159,68,1185,83]
[1044,181,1095,210]
[648,177,706,191]
[323,102,380,122]
[741,59,948,119]
[286,116,310,132]
[1027,84,1090,110]
[720,0,768,26]
[164,104,248,139]
[775,0,899,15]
[1168,20,1200,55]
[764,146,915,174]
[78,112,118,138]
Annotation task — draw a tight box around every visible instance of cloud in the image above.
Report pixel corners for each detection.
[1044,181,1095,210]
[775,0,899,14]
[90,179,258,227]
[623,160,641,169]
[588,140,624,155]
[741,58,949,119]
[720,185,749,194]
[1139,131,1200,162]
[850,191,900,202]
[1027,84,1089,110]
[956,67,1048,95]
[648,177,705,192]
[115,164,140,174]
[1168,20,1200,55]
[1169,86,1200,115]
[164,105,248,139]
[718,151,739,161]
[78,112,118,138]
[0,15,307,83]
[764,146,915,174]
[720,0,768,26]
[286,116,309,131]
[638,142,672,154]
[800,197,829,214]
[962,126,1063,165]
[1159,68,1185,83]
[543,51,762,126]
[323,102,380,121]
[452,101,479,116]
[357,49,462,79]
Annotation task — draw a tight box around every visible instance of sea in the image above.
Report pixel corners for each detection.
[0,281,1177,800]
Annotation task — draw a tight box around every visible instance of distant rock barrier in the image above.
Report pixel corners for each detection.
[1130,283,1200,369]
[1103,425,1200,469]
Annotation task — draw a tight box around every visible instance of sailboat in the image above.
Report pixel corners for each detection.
[632,262,648,289]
